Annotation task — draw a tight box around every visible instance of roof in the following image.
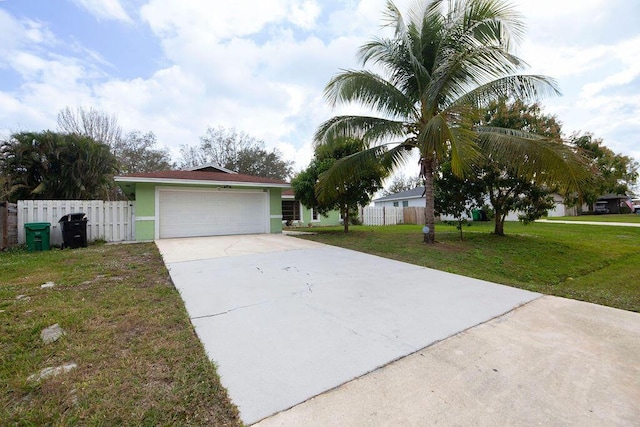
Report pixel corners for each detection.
[114,170,290,187]
[597,193,630,201]
[186,163,238,174]
[373,186,425,202]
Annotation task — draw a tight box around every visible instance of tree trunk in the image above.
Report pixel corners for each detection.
[494,210,505,236]
[342,207,349,233]
[423,158,435,244]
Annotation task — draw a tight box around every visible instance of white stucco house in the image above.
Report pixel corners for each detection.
[372,187,427,208]
[373,187,575,220]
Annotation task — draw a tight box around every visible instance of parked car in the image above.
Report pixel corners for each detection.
[594,201,610,214]
[632,198,640,214]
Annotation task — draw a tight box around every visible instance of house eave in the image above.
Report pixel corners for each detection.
[114,176,290,188]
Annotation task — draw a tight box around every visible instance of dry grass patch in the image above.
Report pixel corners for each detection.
[0,243,240,426]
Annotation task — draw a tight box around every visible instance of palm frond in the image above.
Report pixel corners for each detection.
[315,143,413,202]
[477,126,591,193]
[314,115,407,148]
[324,70,419,118]
[453,75,561,108]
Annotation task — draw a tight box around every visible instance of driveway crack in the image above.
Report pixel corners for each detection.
[191,301,269,320]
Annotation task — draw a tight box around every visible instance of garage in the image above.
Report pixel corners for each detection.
[113,168,289,241]
[158,188,268,238]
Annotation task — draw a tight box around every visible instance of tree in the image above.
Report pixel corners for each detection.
[383,173,422,196]
[568,132,639,211]
[478,99,564,235]
[292,137,386,232]
[434,161,484,240]
[314,0,586,244]
[0,131,118,202]
[179,126,293,180]
[113,131,175,174]
[57,106,122,147]
[57,106,174,175]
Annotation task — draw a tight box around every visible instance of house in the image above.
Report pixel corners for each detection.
[596,194,632,214]
[372,187,426,208]
[281,189,341,227]
[374,186,575,220]
[114,167,289,241]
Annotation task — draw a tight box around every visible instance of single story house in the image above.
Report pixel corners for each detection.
[372,187,426,208]
[114,166,289,240]
[373,187,575,220]
[596,194,633,214]
[281,189,341,227]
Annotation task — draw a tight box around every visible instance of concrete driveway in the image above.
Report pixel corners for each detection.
[156,234,640,425]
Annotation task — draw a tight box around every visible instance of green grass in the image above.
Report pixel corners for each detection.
[1,243,240,426]
[299,222,640,312]
[547,213,640,223]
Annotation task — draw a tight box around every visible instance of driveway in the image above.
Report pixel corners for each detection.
[156,234,640,425]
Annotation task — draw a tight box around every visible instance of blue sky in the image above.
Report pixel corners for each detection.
[1,0,639,174]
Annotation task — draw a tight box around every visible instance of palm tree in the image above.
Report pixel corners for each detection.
[314,0,587,243]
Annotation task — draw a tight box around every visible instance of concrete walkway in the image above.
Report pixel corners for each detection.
[156,234,540,424]
[256,295,640,426]
[538,219,640,227]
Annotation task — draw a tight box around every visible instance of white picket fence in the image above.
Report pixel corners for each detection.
[18,200,135,246]
[359,206,405,226]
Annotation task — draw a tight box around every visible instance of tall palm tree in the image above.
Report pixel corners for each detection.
[314,0,587,243]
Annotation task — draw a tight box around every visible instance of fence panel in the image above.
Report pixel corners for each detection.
[1,202,18,250]
[17,200,135,246]
[359,206,405,226]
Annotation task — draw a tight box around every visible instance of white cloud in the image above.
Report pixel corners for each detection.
[70,0,132,23]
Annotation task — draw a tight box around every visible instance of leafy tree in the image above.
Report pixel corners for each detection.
[114,131,175,174]
[478,99,564,235]
[179,126,293,180]
[314,0,586,244]
[292,137,386,232]
[383,173,422,196]
[0,131,118,202]
[434,161,484,240]
[568,132,639,211]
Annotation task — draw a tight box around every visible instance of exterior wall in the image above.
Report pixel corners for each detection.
[269,189,283,234]
[374,197,424,209]
[132,183,285,240]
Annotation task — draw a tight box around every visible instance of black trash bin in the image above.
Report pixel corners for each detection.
[58,213,88,249]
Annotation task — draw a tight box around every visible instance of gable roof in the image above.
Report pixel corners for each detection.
[373,186,425,202]
[114,170,289,187]
[186,163,238,174]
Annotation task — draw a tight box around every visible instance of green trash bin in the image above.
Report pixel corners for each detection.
[471,209,480,221]
[24,222,51,252]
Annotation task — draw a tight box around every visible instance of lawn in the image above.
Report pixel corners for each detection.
[0,243,241,426]
[546,213,640,223]
[298,221,640,313]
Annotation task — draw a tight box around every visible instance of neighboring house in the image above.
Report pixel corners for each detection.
[596,194,633,214]
[114,168,289,241]
[372,187,426,208]
[374,186,575,220]
[281,189,341,227]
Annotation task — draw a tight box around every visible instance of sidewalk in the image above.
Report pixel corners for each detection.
[538,219,640,227]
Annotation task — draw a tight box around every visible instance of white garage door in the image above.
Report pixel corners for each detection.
[158,189,268,238]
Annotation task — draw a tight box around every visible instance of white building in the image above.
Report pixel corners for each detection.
[373,187,575,220]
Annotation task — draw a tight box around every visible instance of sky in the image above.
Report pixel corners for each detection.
[1,0,639,176]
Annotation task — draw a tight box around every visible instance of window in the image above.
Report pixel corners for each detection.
[282,200,301,221]
[402,201,409,207]
[393,201,399,207]
[311,209,319,221]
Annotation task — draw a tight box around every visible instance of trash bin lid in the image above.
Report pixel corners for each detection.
[24,222,51,230]
[59,213,87,222]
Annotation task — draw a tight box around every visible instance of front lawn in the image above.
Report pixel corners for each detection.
[299,222,640,312]
[0,243,240,426]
